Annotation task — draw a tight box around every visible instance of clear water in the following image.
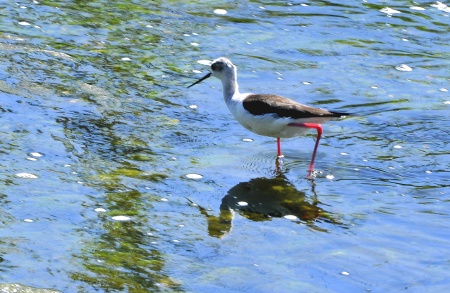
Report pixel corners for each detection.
[0,1,449,292]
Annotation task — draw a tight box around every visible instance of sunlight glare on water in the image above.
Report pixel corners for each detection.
[0,0,449,292]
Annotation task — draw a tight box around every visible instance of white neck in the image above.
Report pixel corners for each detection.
[221,72,239,102]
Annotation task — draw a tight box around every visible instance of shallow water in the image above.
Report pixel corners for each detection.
[0,1,449,292]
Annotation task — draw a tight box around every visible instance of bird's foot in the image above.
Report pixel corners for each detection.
[275,156,284,173]
[306,169,322,180]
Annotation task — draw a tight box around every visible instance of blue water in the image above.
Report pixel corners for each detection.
[0,1,449,292]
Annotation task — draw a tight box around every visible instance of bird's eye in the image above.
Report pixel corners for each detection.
[211,62,224,71]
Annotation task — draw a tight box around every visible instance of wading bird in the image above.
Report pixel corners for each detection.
[188,57,348,177]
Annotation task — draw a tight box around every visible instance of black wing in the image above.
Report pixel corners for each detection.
[243,94,348,119]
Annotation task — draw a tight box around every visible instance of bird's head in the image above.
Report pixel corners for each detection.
[188,57,237,88]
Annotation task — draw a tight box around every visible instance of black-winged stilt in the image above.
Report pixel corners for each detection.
[188,57,348,176]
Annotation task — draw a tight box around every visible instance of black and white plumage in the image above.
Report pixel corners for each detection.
[188,57,348,175]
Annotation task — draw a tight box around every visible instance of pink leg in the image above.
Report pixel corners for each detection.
[288,123,323,174]
[277,138,282,157]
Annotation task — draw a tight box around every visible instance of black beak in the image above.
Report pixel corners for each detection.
[187,72,212,88]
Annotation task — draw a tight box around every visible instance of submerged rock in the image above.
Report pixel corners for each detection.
[0,283,60,293]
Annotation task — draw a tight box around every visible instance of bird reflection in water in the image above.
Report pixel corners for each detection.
[189,174,344,238]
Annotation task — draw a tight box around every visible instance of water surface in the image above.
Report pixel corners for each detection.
[0,1,449,292]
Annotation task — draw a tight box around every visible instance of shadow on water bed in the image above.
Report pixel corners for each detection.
[189,173,347,238]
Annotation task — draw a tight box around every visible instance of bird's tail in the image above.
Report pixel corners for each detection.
[329,111,350,117]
